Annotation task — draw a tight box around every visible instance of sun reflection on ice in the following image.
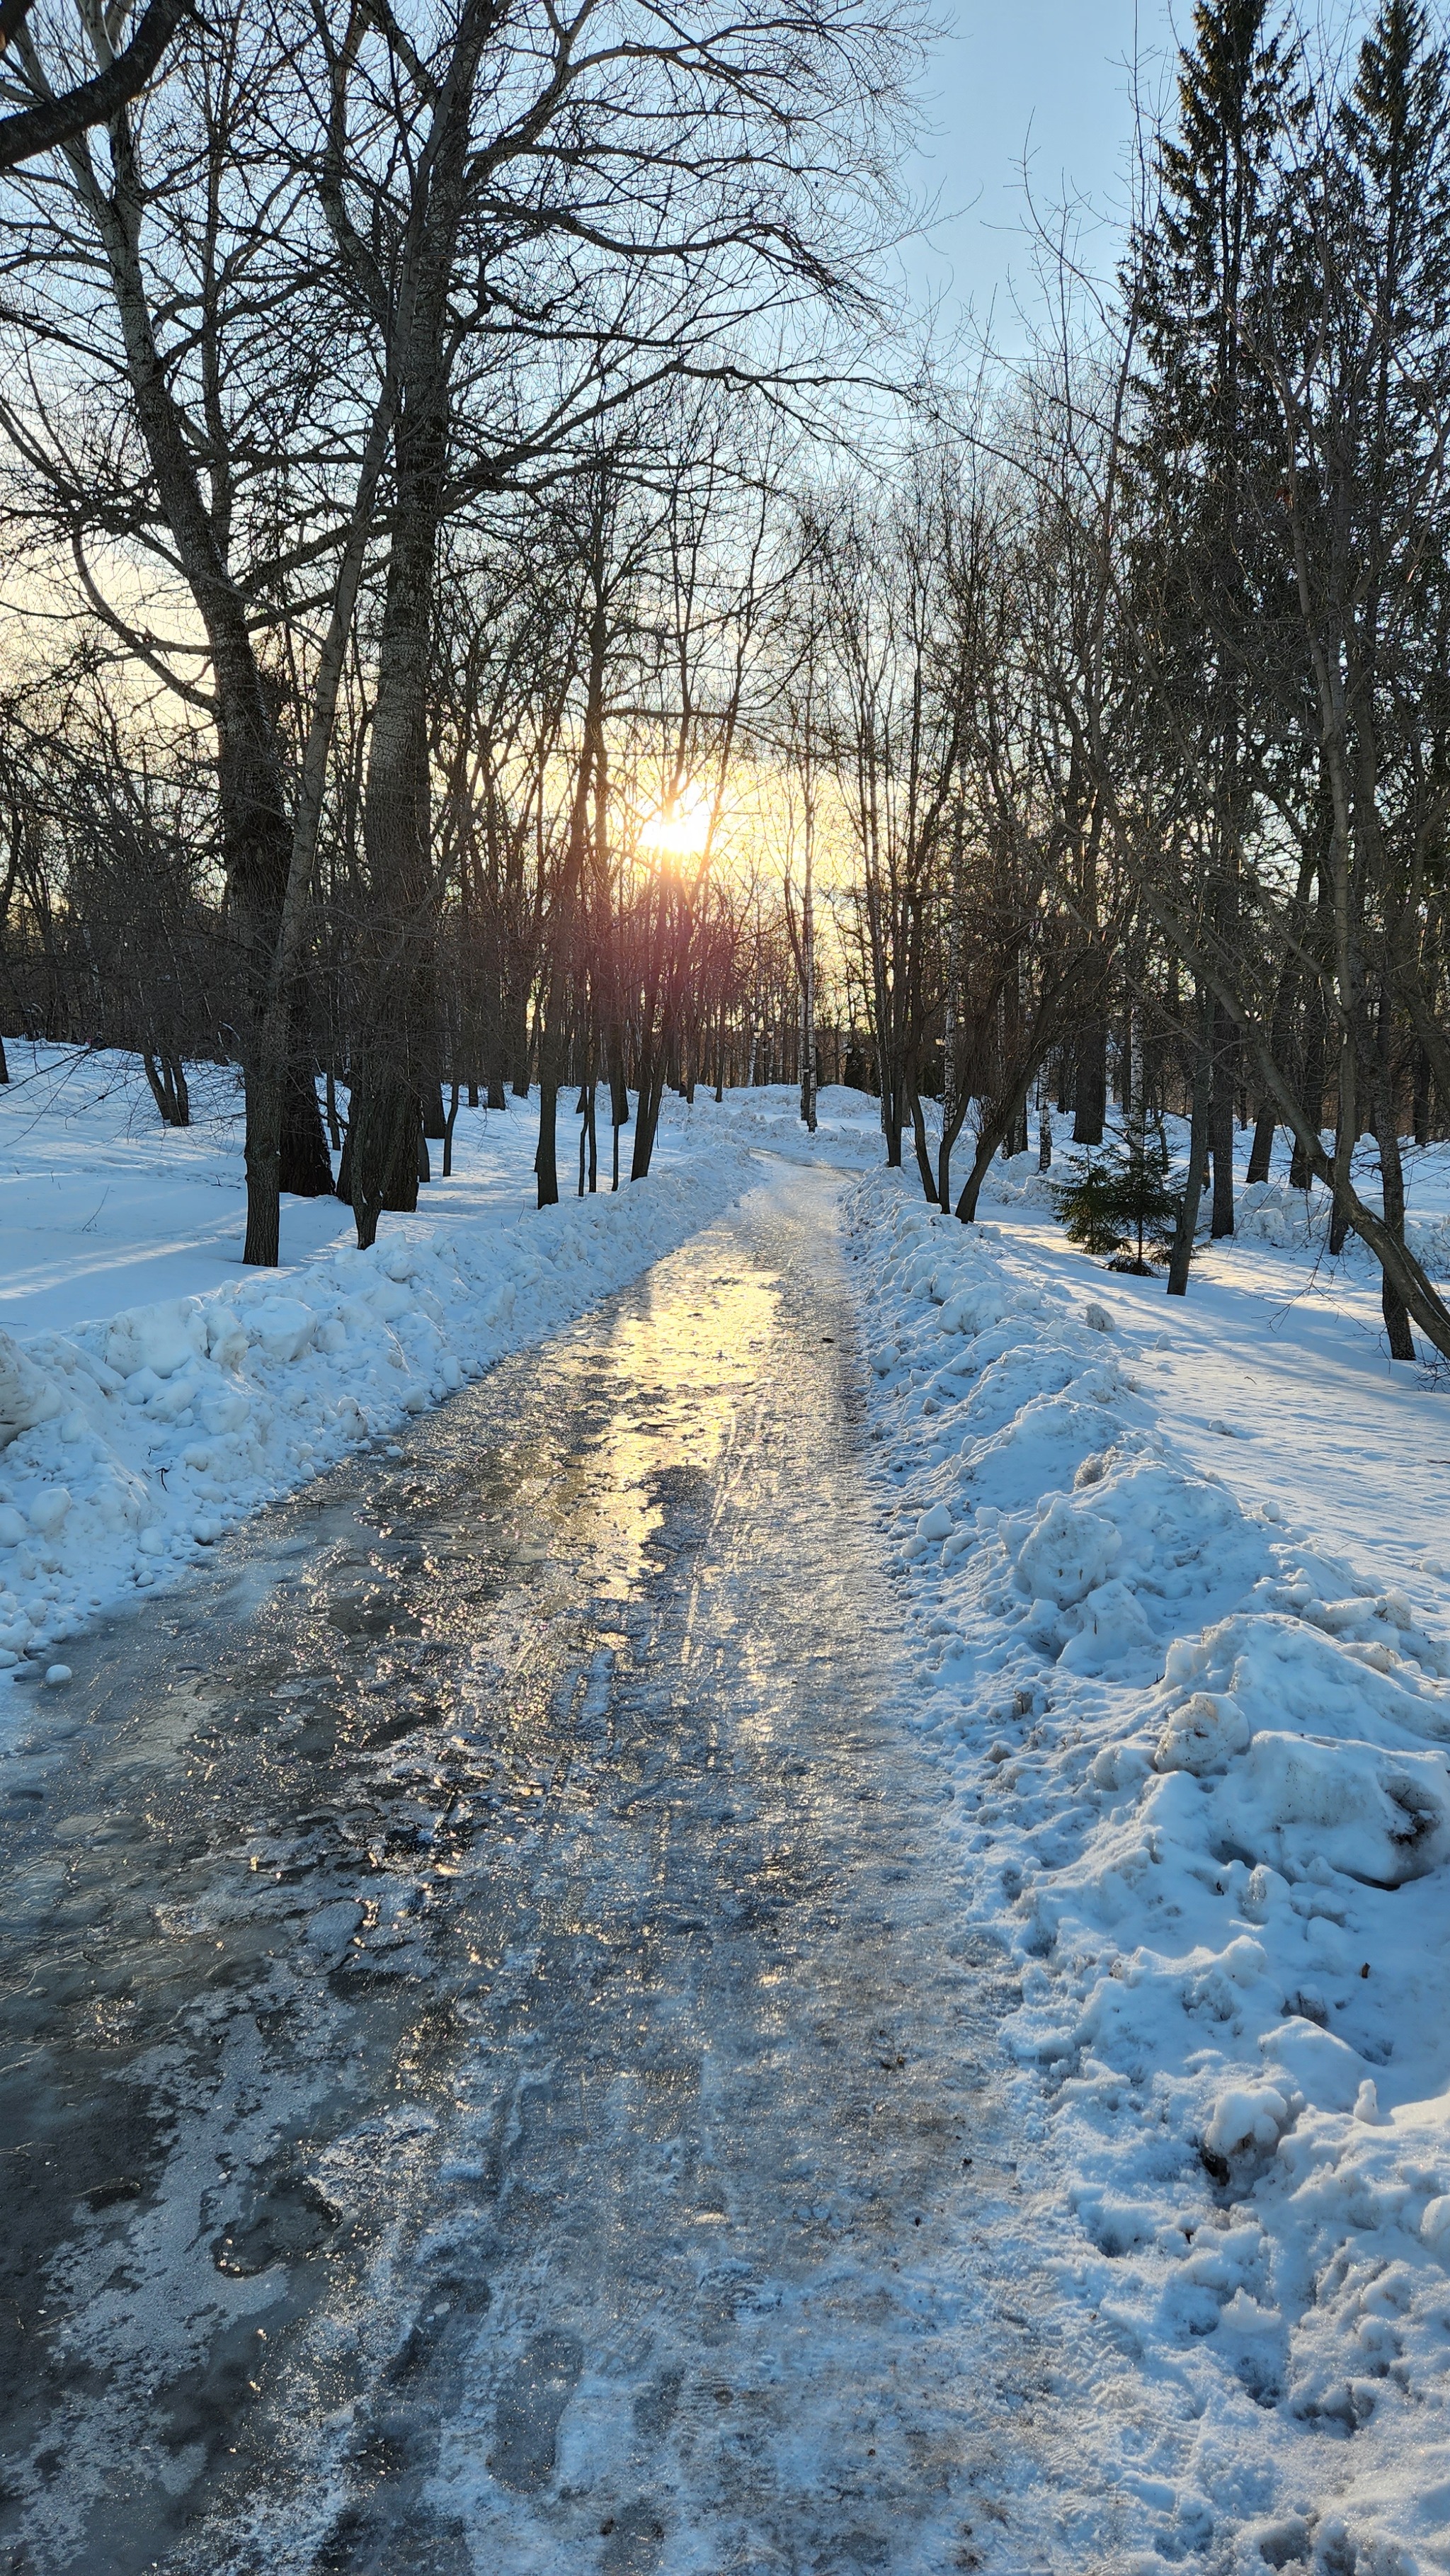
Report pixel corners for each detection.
[552,1244,782,1593]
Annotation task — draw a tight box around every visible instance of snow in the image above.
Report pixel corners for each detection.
[846,1161,1450,2568]
[6,1043,1450,2554]
[0,1045,778,1699]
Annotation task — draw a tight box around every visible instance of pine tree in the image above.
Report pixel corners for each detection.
[1107,1124,1188,1272]
[1051,1152,1126,1258]
[1053,1126,1187,1274]
[1129,3,1306,1240]
[1303,2,1450,1357]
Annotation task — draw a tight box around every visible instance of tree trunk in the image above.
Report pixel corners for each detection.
[880,1063,905,1168]
[1290,1009,1325,1190]
[1247,938,1303,1184]
[601,1037,628,1191]
[142,1049,190,1127]
[280,1043,332,1195]
[76,113,332,1260]
[799,796,817,1133]
[348,450,438,1237]
[350,1081,421,1250]
[343,0,494,1242]
[955,1076,1034,1222]
[1209,1001,1235,1237]
[631,1053,666,1180]
[576,1080,597,1196]
[607,1048,629,1132]
[1374,1086,1414,1361]
[1073,1022,1106,1145]
[1328,1081,1353,1256]
[1246,1108,1275,1183]
[1168,1013,1211,1298]
[935,1075,975,1215]
[909,1089,937,1204]
[1123,994,1148,1138]
[243,1053,286,1267]
[1412,1048,1430,1149]
[536,1077,559,1207]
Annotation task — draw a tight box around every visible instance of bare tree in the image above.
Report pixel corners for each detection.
[0,0,191,173]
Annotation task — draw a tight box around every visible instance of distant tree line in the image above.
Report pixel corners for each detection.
[1,0,1449,1360]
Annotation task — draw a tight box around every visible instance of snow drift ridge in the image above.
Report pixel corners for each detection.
[850,1172,1450,2571]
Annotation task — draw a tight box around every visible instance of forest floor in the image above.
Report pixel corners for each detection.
[0,1054,1447,2571]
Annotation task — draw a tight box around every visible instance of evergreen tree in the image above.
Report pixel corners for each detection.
[1275,2,1450,1353]
[1337,1,1450,1361]
[1052,1125,1187,1273]
[1051,1152,1126,1258]
[1129,2,1306,1240]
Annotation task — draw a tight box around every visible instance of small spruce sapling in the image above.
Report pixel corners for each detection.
[1050,1151,1126,1255]
[1109,1122,1187,1272]
[1052,1123,1187,1274]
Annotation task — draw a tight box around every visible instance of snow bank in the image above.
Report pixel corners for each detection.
[848,1172,1450,2568]
[980,1147,1062,1213]
[1235,1176,1450,1282]
[0,1157,746,1689]
[655,1080,886,1168]
[982,1123,1450,1284]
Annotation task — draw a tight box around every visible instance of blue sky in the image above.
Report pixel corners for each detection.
[899,0,1181,338]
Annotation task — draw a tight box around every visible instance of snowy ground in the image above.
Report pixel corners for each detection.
[851,1136,1450,2571]
[4,1048,1450,2563]
[0,1052,878,1697]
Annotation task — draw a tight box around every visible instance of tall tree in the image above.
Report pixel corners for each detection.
[1133,0,1303,1236]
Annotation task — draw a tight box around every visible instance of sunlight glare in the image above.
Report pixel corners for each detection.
[637,785,714,862]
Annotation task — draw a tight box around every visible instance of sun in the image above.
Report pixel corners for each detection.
[637,785,714,862]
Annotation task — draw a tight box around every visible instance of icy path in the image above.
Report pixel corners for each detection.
[0,1163,1119,2576]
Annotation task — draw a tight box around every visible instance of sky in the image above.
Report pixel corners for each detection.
[900,0,1182,343]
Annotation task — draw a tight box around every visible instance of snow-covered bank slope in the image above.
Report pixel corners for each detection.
[0,1047,763,1693]
[974,1223,1445,1628]
[847,1173,1450,2573]
[988,1124,1450,1288]
[0,1045,768,1335]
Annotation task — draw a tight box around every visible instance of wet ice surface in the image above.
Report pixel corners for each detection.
[0,1165,1100,2575]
